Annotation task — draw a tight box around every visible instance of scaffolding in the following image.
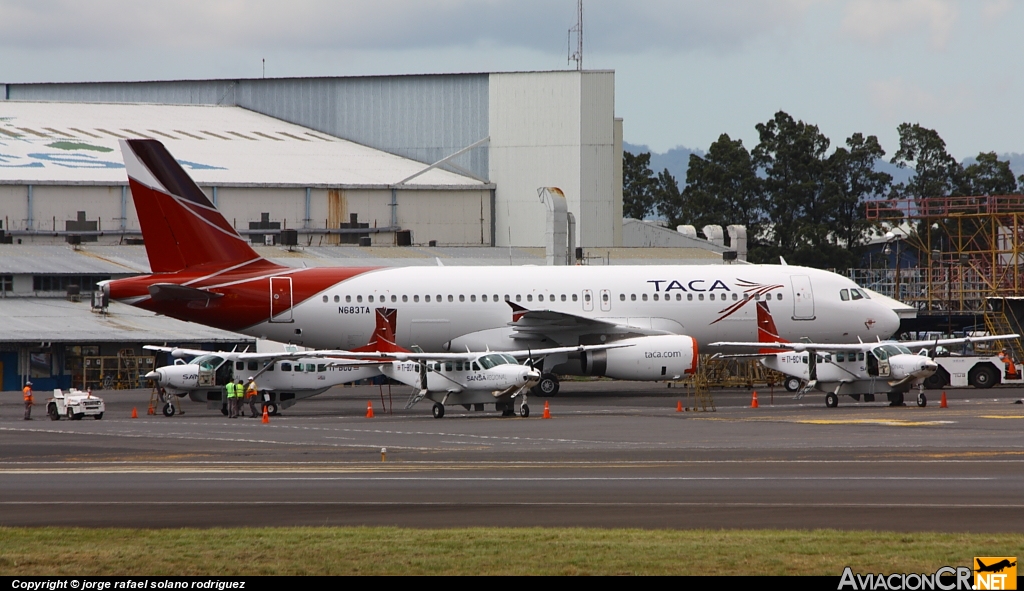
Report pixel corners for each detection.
[861,194,1024,360]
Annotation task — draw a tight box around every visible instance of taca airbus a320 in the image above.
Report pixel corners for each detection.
[103,139,900,394]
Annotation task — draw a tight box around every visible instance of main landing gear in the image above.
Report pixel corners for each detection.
[533,373,560,397]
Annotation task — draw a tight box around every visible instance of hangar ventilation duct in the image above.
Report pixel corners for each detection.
[538,187,575,265]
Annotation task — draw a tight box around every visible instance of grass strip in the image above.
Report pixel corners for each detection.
[1,527,1022,576]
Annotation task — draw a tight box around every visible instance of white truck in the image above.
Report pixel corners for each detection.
[47,388,105,420]
[922,354,1024,389]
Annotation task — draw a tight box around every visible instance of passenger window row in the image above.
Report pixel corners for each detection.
[321,291,784,304]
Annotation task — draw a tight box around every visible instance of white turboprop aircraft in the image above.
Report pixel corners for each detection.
[104,139,901,396]
[147,308,633,418]
[709,300,1020,408]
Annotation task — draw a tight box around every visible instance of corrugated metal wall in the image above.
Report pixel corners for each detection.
[8,76,490,179]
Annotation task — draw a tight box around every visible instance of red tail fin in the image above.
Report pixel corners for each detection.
[352,308,408,354]
[757,301,789,354]
[119,139,261,273]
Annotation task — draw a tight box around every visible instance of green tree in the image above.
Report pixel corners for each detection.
[825,133,892,263]
[622,151,657,220]
[962,152,1019,195]
[653,167,683,226]
[751,111,831,262]
[670,134,762,236]
[890,123,962,199]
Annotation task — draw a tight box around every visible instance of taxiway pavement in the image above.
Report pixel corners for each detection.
[1,382,1022,531]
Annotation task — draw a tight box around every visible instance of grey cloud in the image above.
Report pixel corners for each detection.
[0,1,818,54]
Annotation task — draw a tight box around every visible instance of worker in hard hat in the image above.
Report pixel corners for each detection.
[245,376,259,418]
[23,381,34,420]
[999,349,1018,378]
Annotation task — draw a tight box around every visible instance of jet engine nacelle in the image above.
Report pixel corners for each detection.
[580,335,697,381]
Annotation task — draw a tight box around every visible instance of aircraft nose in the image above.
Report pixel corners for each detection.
[145,370,162,382]
[873,305,901,339]
[524,368,541,384]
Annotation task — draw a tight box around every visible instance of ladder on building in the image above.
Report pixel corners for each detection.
[117,348,140,390]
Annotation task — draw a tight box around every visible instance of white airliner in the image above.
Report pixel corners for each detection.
[104,139,901,394]
[710,300,1019,407]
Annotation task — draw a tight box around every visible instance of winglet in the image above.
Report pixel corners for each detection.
[352,308,408,354]
[757,301,790,354]
[507,300,529,323]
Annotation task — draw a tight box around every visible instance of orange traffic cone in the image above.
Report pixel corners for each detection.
[262,405,270,424]
[940,391,948,408]
[131,407,138,419]
[366,401,375,418]
[751,391,759,408]
[542,400,551,419]
[147,404,155,415]
[676,400,683,412]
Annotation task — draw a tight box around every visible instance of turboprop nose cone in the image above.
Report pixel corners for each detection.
[524,369,541,384]
[145,370,162,382]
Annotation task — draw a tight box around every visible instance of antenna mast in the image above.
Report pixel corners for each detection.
[567,0,583,71]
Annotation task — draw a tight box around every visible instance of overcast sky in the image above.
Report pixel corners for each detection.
[2,0,1021,160]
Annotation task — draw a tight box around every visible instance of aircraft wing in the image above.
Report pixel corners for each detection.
[311,342,632,363]
[143,345,367,363]
[506,302,674,341]
[143,345,212,357]
[900,333,1020,349]
[708,341,868,353]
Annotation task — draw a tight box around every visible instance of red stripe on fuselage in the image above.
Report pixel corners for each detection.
[107,262,378,333]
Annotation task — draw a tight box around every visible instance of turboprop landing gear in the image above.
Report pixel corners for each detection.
[917,393,927,407]
[825,392,839,408]
[432,402,445,419]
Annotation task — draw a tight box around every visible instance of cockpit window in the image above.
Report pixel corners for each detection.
[875,344,911,358]
[850,289,863,300]
[840,289,850,301]
[192,355,225,371]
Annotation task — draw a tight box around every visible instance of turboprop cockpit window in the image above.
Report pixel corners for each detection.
[841,289,850,301]
[192,355,225,371]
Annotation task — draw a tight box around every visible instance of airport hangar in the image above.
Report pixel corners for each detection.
[0,70,742,393]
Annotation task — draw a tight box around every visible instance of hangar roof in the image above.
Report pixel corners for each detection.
[0,298,251,344]
[0,244,727,274]
[0,245,149,274]
[0,101,486,188]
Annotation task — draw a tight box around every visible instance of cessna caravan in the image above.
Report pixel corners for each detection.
[104,139,901,394]
[146,309,630,418]
[710,301,1018,407]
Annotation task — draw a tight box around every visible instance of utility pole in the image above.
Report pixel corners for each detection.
[568,0,583,71]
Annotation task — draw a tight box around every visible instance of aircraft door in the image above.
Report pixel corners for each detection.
[871,347,891,378]
[582,289,594,312]
[270,276,294,323]
[790,275,815,320]
[600,289,611,312]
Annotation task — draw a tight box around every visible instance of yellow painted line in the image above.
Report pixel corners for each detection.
[792,419,954,427]
[978,415,1024,419]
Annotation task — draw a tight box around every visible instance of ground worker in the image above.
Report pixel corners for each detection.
[235,379,245,417]
[225,379,237,418]
[246,377,259,418]
[23,381,33,420]
[999,349,1018,378]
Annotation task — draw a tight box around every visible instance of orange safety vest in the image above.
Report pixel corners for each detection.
[245,382,258,398]
[23,386,33,403]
